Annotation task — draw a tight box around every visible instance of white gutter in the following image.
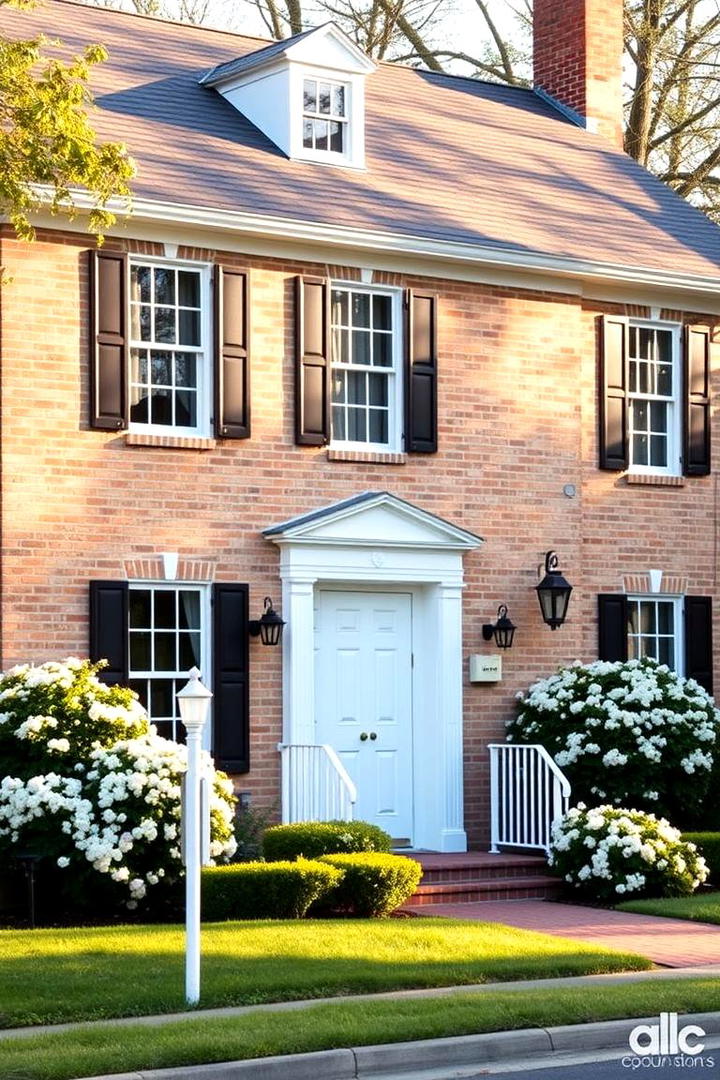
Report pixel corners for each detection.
[24,187,720,298]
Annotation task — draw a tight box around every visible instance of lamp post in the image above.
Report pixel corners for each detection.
[176,666,212,1006]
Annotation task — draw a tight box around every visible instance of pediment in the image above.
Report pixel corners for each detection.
[263,492,483,550]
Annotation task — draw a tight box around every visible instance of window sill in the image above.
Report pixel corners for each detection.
[625,473,685,487]
[327,448,407,465]
[125,433,217,451]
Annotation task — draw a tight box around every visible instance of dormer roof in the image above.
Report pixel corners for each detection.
[200,22,376,88]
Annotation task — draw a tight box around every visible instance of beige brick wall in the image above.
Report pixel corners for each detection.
[2,226,717,847]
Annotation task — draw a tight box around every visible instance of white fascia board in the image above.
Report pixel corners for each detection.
[286,27,376,74]
[21,187,720,308]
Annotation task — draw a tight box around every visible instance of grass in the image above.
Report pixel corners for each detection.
[617,890,720,925]
[1,978,718,1080]
[0,918,650,1028]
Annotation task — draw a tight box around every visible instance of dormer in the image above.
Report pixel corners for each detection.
[200,23,376,170]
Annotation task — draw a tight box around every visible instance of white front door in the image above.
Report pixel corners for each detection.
[314,590,414,843]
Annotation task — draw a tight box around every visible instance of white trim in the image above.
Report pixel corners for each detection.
[26,188,720,305]
[627,593,684,676]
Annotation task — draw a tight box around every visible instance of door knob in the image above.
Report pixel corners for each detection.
[369,732,377,740]
[360,732,368,741]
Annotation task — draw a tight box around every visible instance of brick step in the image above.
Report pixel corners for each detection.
[403,875,562,907]
[406,853,551,886]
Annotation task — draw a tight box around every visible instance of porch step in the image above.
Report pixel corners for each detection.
[402,852,562,906]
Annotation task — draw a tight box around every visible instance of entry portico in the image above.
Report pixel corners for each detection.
[264,492,483,852]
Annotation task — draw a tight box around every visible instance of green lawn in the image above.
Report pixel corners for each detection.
[0,918,650,1027]
[2,978,718,1080]
[617,890,720,924]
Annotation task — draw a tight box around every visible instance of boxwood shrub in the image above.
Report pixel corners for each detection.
[262,820,392,861]
[202,859,342,920]
[318,852,422,917]
[683,832,720,885]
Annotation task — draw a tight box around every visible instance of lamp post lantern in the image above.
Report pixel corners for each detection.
[176,666,212,1006]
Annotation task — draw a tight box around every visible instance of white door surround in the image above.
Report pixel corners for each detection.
[263,491,484,853]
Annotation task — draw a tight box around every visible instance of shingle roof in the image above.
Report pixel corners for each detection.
[199,24,319,85]
[7,0,720,281]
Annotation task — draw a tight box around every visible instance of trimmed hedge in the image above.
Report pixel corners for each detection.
[318,853,422,917]
[262,820,392,861]
[202,859,342,920]
[683,833,720,885]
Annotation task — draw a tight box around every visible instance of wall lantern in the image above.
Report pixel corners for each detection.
[536,551,573,630]
[248,596,285,646]
[482,605,516,649]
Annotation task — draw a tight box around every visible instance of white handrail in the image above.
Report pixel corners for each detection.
[488,743,571,855]
[278,743,357,823]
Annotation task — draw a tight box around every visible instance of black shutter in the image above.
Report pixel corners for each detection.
[214,266,250,439]
[685,596,713,694]
[89,580,129,686]
[405,290,438,453]
[598,594,628,661]
[89,250,128,431]
[295,276,330,445]
[684,326,711,476]
[599,315,629,470]
[212,583,250,773]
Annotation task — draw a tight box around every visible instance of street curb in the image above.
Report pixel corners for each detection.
[74,1011,720,1080]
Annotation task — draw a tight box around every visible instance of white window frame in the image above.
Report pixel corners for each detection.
[289,66,365,168]
[329,282,403,453]
[301,76,348,156]
[627,320,682,477]
[128,256,213,439]
[128,581,212,750]
[627,593,684,675]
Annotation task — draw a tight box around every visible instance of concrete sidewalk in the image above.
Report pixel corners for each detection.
[410,900,720,967]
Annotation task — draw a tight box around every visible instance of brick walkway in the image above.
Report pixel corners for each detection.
[414,900,720,967]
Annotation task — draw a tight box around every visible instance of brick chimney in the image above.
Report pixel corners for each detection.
[533,0,624,149]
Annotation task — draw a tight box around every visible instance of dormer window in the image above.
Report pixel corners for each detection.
[303,78,347,154]
[200,22,376,171]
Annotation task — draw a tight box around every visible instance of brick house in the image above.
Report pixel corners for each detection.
[1,0,718,853]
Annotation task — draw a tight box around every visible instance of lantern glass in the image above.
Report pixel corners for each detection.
[176,667,213,731]
[535,552,573,630]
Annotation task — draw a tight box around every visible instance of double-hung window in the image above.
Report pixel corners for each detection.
[128,584,208,743]
[627,595,682,672]
[129,261,210,436]
[627,322,680,475]
[303,78,347,155]
[330,285,401,450]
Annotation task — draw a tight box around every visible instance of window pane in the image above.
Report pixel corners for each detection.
[318,83,331,113]
[352,293,370,328]
[129,590,151,628]
[636,362,649,394]
[347,407,366,442]
[313,119,328,150]
[333,328,349,366]
[154,307,176,344]
[650,435,667,467]
[131,266,151,304]
[368,373,388,406]
[303,119,313,148]
[638,328,652,359]
[329,122,343,153]
[373,294,392,330]
[154,632,176,672]
[179,632,201,669]
[650,401,667,432]
[130,391,149,424]
[373,333,392,367]
[175,354,197,388]
[629,360,637,394]
[627,604,639,634]
[627,636,639,659]
[138,307,152,342]
[154,590,176,629]
[352,330,370,366]
[347,370,366,404]
[639,602,656,634]
[332,84,345,116]
[657,603,674,635]
[332,405,346,440]
[150,679,174,718]
[369,410,388,444]
[658,638,674,666]
[332,290,349,326]
[657,364,672,396]
[179,591,201,628]
[633,434,648,465]
[128,679,148,709]
[149,388,172,426]
[303,79,316,111]
[153,267,175,306]
[151,353,172,385]
[130,632,151,670]
[179,309,200,347]
[178,271,200,308]
[332,371,346,403]
[176,389,197,428]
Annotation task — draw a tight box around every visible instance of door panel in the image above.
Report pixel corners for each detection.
[314,590,413,840]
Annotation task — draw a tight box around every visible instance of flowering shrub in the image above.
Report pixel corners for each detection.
[509,659,720,823]
[0,659,236,912]
[550,804,708,902]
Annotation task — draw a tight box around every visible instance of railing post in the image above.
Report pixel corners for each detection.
[489,745,500,853]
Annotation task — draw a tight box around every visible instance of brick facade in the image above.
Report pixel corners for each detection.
[1,224,717,848]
